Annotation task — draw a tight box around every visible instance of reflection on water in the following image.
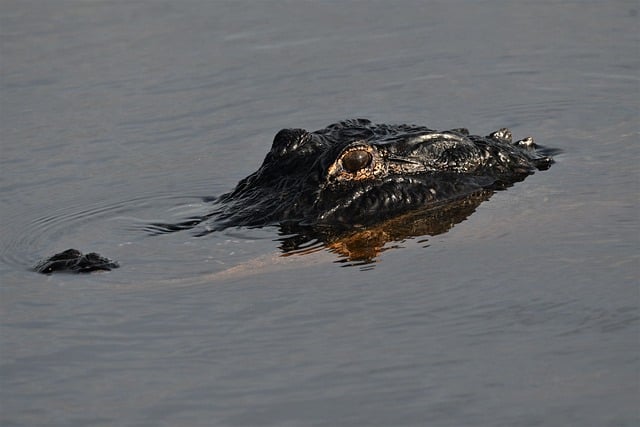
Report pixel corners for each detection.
[279,191,493,265]
[141,190,493,268]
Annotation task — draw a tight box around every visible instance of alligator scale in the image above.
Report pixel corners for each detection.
[35,119,558,273]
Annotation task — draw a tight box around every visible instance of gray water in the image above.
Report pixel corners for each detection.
[1,1,638,426]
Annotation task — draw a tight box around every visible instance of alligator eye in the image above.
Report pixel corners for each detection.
[341,149,372,173]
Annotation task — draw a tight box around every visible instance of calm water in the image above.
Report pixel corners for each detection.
[1,1,638,426]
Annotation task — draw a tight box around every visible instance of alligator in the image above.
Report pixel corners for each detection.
[35,118,558,273]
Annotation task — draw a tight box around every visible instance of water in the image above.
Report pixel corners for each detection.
[1,1,638,426]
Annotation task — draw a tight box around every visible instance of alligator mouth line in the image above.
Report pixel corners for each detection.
[317,173,480,226]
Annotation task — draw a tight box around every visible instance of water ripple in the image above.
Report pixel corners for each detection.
[1,193,208,273]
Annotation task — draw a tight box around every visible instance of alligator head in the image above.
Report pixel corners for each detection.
[213,118,556,230]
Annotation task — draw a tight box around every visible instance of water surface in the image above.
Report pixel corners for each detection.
[1,1,638,426]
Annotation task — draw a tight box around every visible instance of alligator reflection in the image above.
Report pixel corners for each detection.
[277,190,493,265]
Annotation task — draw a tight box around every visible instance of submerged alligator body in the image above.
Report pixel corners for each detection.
[35,119,558,273]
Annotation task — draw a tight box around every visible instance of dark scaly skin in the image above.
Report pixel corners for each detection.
[35,119,558,273]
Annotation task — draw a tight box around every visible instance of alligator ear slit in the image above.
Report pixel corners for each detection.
[450,128,469,136]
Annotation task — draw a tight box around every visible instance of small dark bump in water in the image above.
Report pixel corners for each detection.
[34,249,119,274]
